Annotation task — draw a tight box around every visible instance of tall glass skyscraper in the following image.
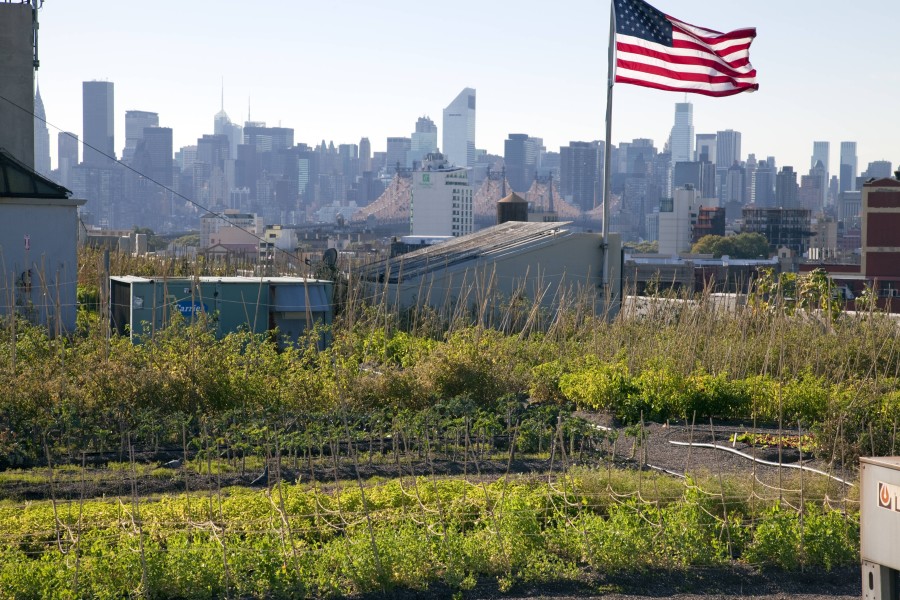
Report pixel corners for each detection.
[840,141,858,193]
[442,88,476,169]
[82,81,115,166]
[669,102,694,165]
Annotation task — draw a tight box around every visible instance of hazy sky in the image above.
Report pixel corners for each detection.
[35,0,898,175]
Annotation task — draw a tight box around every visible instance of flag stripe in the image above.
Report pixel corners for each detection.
[615,72,759,97]
[613,0,758,97]
[671,18,756,45]
[617,39,755,78]
[673,35,754,62]
[617,59,753,85]
[620,36,754,71]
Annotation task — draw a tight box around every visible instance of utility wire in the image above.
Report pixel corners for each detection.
[0,91,315,268]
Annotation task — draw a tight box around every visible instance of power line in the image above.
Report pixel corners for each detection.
[0,91,313,268]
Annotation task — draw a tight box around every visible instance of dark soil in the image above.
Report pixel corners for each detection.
[0,414,856,502]
[360,565,860,599]
[574,413,856,489]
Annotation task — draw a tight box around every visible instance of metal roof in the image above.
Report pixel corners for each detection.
[360,220,574,284]
[110,276,330,284]
[0,149,72,199]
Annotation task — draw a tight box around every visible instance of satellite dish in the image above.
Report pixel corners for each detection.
[322,248,338,268]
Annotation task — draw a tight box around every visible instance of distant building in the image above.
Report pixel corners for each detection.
[442,87,476,169]
[409,153,473,237]
[742,207,812,255]
[695,133,716,164]
[810,141,830,207]
[669,102,694,165]
[82,81,115,166]
[692,206,725,243]
[122,110,159,164]
[213,98,243,160]
[715,130,741,203]
[673,161,716,201]
[504,134,541,193]
[840,141,858,193]
[408,116,438,168]
[560,141,600,212]
[753,159,776,207]
[658,186,700,256]
[385,137,411,174]
[775,166,799,208]
[800,174,900,310]
[57,132,78,188]
[200,209,264,249]
[33,86,51,177]
[863,160,892,181]
[359,137,371,172]
[800,161,827,214]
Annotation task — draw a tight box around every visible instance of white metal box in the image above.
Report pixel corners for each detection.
[861,457,900,572]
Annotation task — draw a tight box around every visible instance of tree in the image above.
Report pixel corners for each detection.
[691,233,770,259]
[625,240,659,254]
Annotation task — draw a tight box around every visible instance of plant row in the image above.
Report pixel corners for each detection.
[0,475,858,599]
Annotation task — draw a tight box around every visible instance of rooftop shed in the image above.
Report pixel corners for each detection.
[109,276,333,348]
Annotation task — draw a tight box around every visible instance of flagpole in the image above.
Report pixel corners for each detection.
[602,0,615,291]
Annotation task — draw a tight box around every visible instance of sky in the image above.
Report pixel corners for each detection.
[34,0,900,176]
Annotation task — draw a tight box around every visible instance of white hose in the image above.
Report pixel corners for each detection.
[668,440,856,487]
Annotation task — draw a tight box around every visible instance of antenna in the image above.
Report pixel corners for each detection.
[221,76,224,112]
[31,0,43,70]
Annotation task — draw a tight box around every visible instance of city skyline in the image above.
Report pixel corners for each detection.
[33,0,899,176]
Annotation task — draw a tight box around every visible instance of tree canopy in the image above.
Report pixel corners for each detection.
[691,233,770,259]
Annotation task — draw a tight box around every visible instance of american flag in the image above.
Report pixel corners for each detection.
[613,0,758,97]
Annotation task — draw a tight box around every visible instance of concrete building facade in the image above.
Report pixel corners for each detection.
[0,150,85,333]
[0,3,35,168]
[658,186,700,257]
[409,153,472,237]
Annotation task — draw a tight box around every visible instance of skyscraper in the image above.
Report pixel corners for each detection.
[57,132,78,188]
[408,116,438,168]
[123,110,159,165]
[385,137,411,173]
[863,160,892,180]
[753,159,776,208]
[359,137,371,172]
[715,129,741,203]
[695,133,717,164]
[141,127,173,187]
[560,141,600,212]
[775,167,799,209]
[811,141,829,172]
[811,141,830,206]
[442,87,476,168]
[33,85,51,177]
[504,134,541,193]
[715,130,741,170]
[840,141,858,193]
[82,81,115,166]
[669,102,694,165]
